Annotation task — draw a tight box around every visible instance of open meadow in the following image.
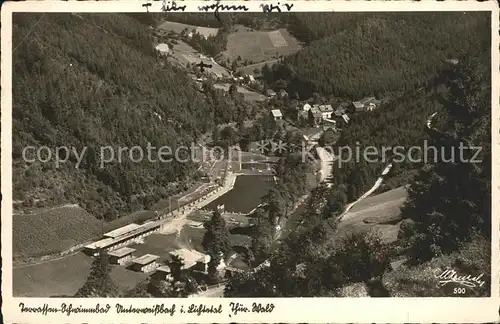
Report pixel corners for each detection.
[13,252,148,297]
[336,186,408,244]
[213,84,266,102]
[223,28,302,64]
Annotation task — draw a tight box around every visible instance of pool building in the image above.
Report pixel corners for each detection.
[108,247,136,265]
[84,221,161,256]
[130,254,160,273]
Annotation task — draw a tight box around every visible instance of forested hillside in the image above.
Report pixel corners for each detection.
[262,12,490,99]
[12,13,254,219]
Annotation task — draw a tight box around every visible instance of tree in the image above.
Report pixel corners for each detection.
[202,209,230,281]
[262,187,286,227]
[400,56,491,263]
[74,249,119,297]
[169,254,184,283]
[123,280,150,297]
[148,275,176,297]
[224,269,277,297]
[229,83,238,97]
[251,208,273,261]
[335,232,391,283]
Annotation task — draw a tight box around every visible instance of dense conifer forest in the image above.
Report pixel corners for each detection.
[12,13,254,219]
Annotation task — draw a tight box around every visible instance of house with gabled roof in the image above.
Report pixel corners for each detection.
[131,254,160,273]
[270,109,283,121]
[318,104,334,119]
[278,89,288,99]
[351,97,381,112]
[266,89,276,98]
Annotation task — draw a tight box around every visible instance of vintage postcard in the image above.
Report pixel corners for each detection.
[1,0,499,323]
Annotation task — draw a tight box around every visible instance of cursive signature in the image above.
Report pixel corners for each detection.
[434,268,486,288]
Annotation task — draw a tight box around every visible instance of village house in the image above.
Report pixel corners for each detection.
[298,109,309,119]
[192,254,226,274]
[321,126,337,145]
[153,265,174,282]
[329,104,348,124]
[351,97,381,112]
[308,106,323,125]
[130,254,160,273]
[278,89,288,99]
[210,71,223,81]
[108,247,136,265]
[266,89,276,98]
[318,104,334,120]
[302,103,311,112]
[335,103,348,115]
[271,109,283,121]
[169,249,206,270]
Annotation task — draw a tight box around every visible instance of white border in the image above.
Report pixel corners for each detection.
[2,1,499,323]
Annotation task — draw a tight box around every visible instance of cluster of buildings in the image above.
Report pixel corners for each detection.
[83,220,233,284]
[268,94,382,128]
[266,88,288,100]
[300,103,336,125]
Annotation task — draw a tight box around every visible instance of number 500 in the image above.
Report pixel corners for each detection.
[453,287,466,294]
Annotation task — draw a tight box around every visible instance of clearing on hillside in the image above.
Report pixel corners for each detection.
[167,40,230,78]
[336,186,408,244]
[223,29,302,64]
[13,206,103,260]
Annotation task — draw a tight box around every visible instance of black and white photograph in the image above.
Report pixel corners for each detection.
[2,0,499,322]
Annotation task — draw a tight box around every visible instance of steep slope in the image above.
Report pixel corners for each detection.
[263,12,490,99]
[13,206,103,259]
[12,13,253,220]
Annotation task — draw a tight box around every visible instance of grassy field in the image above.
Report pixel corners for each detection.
[213,84,266,102]
[223,29,301,64]
[205,175,274,213]
[167,40,230,77]
[336,186,407,244]
[13,206,103,260]
[13,252,148,297]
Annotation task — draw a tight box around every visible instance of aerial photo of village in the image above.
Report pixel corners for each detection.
[11,11,491,298]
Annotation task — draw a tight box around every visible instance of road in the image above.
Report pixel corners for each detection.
[315,146,334,184]
[338,163,393,221]
[240,58,280,71]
